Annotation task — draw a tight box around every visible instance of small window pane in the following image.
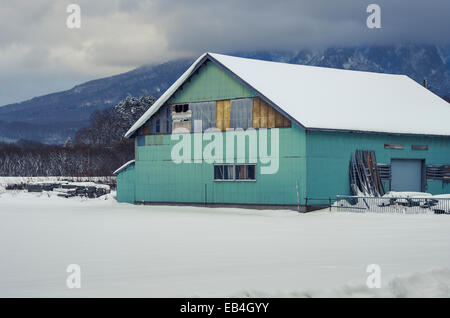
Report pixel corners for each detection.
[247,165,256,180]
[235,165,256,180]
[224,165,234,180]
[214,165,223,180]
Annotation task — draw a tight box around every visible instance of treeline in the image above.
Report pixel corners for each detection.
[0,141,132,176]
[0,96,155,176]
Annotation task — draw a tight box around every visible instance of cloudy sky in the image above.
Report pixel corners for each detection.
[0,0,449,105]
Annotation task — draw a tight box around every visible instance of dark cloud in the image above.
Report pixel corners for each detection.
[0,0,449,105]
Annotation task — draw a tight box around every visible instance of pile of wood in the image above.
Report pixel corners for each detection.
[27,182,110,198]
[350,150,385,197]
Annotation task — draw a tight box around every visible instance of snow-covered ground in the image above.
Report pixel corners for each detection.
[0,190,450,297]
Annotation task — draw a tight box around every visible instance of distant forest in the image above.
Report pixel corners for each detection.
[0,96,155,176]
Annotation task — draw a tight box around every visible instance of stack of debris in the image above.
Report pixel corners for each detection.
[27,182,110,198]
[350,150,385,196]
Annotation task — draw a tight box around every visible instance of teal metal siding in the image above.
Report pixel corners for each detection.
[133,126,306,205]
[306,130,450,200]
[116,164,136,203]
[169,62,257,104]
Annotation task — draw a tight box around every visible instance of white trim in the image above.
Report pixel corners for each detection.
[113,160,135,175]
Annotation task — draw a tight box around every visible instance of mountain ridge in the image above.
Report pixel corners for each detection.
[1,44,449,144]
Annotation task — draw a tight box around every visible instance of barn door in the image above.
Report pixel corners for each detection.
[390,159,423,192]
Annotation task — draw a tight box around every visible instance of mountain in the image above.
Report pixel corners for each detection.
[1,44,449,144]
[0,59,193,143]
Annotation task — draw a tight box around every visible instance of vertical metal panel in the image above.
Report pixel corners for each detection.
[190,101,216,132]
[116,165,135,203]
[216,100,224,131]
[230,98,252,129]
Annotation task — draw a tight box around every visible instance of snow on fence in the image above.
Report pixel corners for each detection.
[332,195,450,214]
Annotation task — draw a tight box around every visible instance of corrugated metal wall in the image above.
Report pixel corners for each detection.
[133,126,307,205]
[306,130,450,201]
[116,164,136,203]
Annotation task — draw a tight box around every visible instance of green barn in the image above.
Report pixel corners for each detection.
[114,53,450,208]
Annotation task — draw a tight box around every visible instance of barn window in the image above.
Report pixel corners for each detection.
[235,164,256,181]
[214,164,256,181]
[214,165,234,180]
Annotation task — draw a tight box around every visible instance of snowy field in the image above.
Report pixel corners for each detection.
[1,191,450,297]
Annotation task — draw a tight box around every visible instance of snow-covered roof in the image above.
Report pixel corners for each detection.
[113,160,135,175]
[125,52,450,137]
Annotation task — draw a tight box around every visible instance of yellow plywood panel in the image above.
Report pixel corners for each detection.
[252,97,292,129]
[260,100,268,128]
[252,98,260,128]
[216,100,230,131]
[268,106,276,128]
[275,111,284,127]
[224,100,230,130]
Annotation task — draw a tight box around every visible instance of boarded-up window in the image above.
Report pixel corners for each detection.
[190,101,216,132]
[216,100,230,131]
[230,98,252,129]
[172,104,191,132]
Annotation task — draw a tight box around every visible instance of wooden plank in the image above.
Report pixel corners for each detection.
[275,111,284,127]
[268,106,275,128]
[260,99,268,128]
[252,98,260,128]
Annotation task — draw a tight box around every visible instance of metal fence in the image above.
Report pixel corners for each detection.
[331,195,450,214]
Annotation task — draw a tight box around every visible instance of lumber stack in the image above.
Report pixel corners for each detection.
[349,150,385,197]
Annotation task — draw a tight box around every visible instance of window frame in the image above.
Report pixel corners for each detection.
[213,164,257,182]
